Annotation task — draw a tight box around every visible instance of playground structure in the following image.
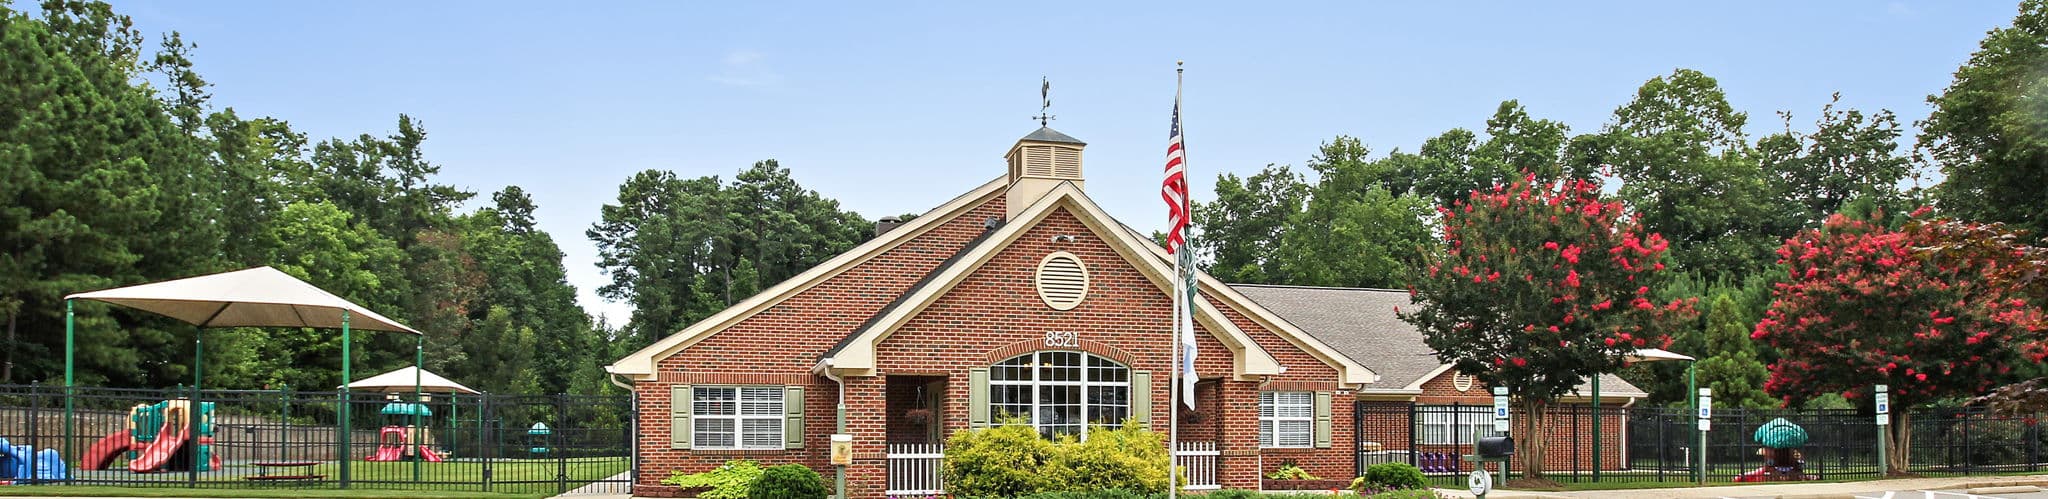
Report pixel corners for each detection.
[0,436,68,483]
[1736,417,1817,482]
[79,399,220,473]
[366,403,443,463]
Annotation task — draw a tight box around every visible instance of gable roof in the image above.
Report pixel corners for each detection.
[606,176,1008,380]
[823,182,1296,381]
[1228,284,1646,398]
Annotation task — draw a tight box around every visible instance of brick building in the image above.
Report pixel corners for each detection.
[1235,285,1646,474]
[607,127,1377,497]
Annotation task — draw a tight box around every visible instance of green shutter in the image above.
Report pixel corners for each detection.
[670,385,692,449]
[1131,371,1152,429]
[1313,391,1333,449]
[969,368,990,429]
[784,385,806,449]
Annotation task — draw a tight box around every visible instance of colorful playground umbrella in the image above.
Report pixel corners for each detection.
[1755,417,1811,449]
[345,366,481,395]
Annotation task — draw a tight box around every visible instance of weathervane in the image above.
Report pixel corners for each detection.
[1034,76,1055,127]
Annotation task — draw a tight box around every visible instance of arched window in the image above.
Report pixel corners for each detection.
[989,351,1130,439]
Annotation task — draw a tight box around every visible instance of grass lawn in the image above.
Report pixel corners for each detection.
[0,485,543,498]
[0,458,628,498]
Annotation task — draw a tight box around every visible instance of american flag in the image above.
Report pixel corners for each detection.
[1161,100,1189,255]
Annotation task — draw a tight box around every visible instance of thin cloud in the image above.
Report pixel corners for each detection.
[709,49,782,87]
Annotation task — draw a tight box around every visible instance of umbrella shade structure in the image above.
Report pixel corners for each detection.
[65,266,420,333]
[1755,418,1810,449]
[344,366,481,395]
[62,266,420,487]
[1625,348,1696,363]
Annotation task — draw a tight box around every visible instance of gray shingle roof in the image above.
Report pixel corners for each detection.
[1020,127,1086,145]
[1230,283,1646,398]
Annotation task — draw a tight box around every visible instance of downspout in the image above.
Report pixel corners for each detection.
[605,368,635,488]
[819,359,847,499]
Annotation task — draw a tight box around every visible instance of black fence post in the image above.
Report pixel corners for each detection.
[189,384,199,488]
[1353,400,1363,479]
[556,393,569,495]
[1963,409,1974,474]
[2029,415,2040,472]
[482,394,493,493]
[27,382,40,483]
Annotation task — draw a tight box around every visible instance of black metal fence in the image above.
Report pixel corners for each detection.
[1356,401,2048,487]
[0,383,633,495]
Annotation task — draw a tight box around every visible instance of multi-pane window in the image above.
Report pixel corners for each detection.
[693,386,783,450]
[1415,405,1493,445]
[1258,392,1314,448]
[990,351,1130,440]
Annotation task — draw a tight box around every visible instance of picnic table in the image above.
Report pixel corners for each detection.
[243,461,323,481]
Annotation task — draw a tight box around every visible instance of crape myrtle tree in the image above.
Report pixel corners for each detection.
[1754,210,2045,473]
[1399,175,1696,479]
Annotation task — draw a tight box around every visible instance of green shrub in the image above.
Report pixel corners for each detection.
[1263,460,1319,480]
[657,460,761,499]
[943,419,1059,497]
[1191,491,1266,498]
[746,463,827,499]
[1360,461,1428,490]
[1014,489,1156,499]
[944,418,1183,497]
[1046,422,1173,494]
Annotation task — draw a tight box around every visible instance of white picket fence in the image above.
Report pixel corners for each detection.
[884,440,1220,495]
[1176,440,1221,490]
[887,443,946,497]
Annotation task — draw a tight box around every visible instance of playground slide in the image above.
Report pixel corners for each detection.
[126,421,183,473]
[414,445,444,463]
[80,429,133,471]
[367,445,404,462]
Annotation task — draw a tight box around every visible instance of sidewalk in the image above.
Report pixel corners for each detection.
[1432,475,2048,499]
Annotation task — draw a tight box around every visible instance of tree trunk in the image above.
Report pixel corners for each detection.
[1886,410,1914,474]
[1519,398,1549,478]
[1,312,13,384]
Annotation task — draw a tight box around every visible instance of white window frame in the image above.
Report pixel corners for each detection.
[692,386,784,450]
[988,351,1130,441]
[1259,391,1314,448]
[1416,405,1493,445]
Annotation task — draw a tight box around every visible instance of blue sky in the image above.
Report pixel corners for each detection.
[108,1,2018,325]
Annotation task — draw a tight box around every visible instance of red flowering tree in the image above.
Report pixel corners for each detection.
[1754,210,2045,473]
[1400,175,1696,479]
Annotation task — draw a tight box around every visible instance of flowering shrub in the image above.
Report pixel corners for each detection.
[1400,174,1695,477]
[1756,210,2044,472]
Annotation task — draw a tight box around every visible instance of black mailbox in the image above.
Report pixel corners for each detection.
[1477,436,1515,458]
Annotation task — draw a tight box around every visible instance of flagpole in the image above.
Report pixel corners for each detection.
[1167,60,1184,499]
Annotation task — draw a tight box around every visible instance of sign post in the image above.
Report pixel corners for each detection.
[1875,384,1890,475]
[1696,388,1711,484]
[1492,387,1509,480]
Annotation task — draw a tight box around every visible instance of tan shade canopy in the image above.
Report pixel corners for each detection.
[1626,348,1695,363]
[66,266,420,334]
[343,366,480,394]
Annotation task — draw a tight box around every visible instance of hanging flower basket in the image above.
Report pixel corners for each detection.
[903,408,934,426]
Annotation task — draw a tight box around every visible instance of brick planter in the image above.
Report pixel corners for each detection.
[1263,478,1353,491]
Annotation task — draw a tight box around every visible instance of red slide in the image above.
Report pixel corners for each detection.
[80,429,135,470]
[414,445,444,462]
[127,421,184,473]
[367,445,403,462]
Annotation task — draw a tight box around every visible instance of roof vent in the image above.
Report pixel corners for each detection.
[1035,252,1089,311]
[874,216,904,238]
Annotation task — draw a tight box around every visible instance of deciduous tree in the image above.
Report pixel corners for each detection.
[1400,175,1695,478]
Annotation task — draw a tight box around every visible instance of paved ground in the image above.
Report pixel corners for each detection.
[1435,475,2048,499]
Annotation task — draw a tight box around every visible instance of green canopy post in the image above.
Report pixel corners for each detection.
[340,310,351,489]
[414,334,423,482]
[191,326,203,486]
[62,299,73,480]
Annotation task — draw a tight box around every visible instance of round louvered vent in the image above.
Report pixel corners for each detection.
[1452,372,1475,392]
[1036,252,1090,310]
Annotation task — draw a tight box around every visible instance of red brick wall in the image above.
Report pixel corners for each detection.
[635,193,1007,487]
